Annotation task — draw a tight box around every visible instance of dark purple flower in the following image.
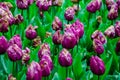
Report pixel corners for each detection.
[52,30,62,45]
[7,44,23,61]
[0,36,8,54]
[106,0,115,10]
[91,30,107,44]
[26,61,42,80]
[9,34,22,49]
[90,56,105,75]
[64,7,75,21]
[8,74,16,80]
[28,0,34,5]
[17,0,29,9]
[104,25,115,38]
[52,16,62,31]
[107,4,118,20]
[117,0,120,10]
[93,39,104,54]
[115,21,120,37]
[62,32,77,49]
[0,19,9,33]
[36,0,52,11]
[115,39,120,53]
[58,48,72,67]
[25,25,37,40]
[87,0,102,13]
[66,77,73,80]
[14,14,24,24]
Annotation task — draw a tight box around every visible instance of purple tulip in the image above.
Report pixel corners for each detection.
[38,43,50,59]
[14,14,24,24]
[36,0,52,11]
[7,44,23,61]
[90,56,105,75]
[25,25,37,40]
[107,4,118,20]
[93,39,104,54]
[0,19,9,33]
[117,0,120,10]
[66,77,73,80]
[8,74,16,80]
[115,39,120,53]
[17,0,29,9]
[26,61,42,80]
[52,30,62,45]
[104,25,115,38]
[9,34,22,49]
[28,0,34,5]
[87,0,102,13]
[62,32,77,49]
[1,2,13,9]
[0,36,8,54]
[115,21,120,37]
[106,0,115,10]
[91,30,107,44]
[64,7,75,21]
[58,48,72,67]
[52,16,62,31]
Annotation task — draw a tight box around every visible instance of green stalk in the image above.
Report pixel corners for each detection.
[98,75,100,80]
[27,7,30,24]
[66,67,68,78]
[13,62,14,76]
[10,26,12,37]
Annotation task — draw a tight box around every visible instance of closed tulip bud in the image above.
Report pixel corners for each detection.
[93,39,104,54]
[26,61,42,80]
[9,35,22,49]
[59,48,72,67]
[25,25,37,40]
[115,39,120,53]
[0,19,9,33]
[90,56,105,75]
[0,36,8,54]
[108,4,118,20]
[104,25,115,38]
[64,7,75,21]
[117,0,120,10]
[87,0,102,13]
[36,0,52,11]
[33,36,41,47]
[106,0,115,10]
[66,77,73,80]
[52,16,62,31]
[8,74,16,80]
[7,44,23,61]
[52,30,62,45]
[14,14,23,24]
[62,32,77,49]
[115,21,120,37]
[17,0,29,9]
[91,30,107,44]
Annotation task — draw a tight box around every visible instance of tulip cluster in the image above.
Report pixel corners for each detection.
[91,30,106,54]
[87,0,102,13]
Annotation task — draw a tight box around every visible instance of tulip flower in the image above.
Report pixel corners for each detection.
[106,0,115,10]
[91,30,107,44]
[52,30,62,45]
[7,44,23,61]
[8,74,16,80]
[93,39,104,54]
[16,0,29,9]
[104,25,115,38]
[52,16,62,31]
[115,21,120,37]
[0,19,9,33]
[26,61,42,80]
[66,77,73,80]
[87,0,102,13]
[33,36,41,47]
[115,39,120,53]
[14,14,24,24]
[9,35,22,49]
[25,25,37,40]
[90,56,105,75]
[0,36,8,54]
[58,48,72,67]
[117,0,120,9]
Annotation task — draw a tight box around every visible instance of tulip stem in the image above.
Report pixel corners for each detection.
[27,7,30,23]
[13,62,14,76]
[10,26,12,37]
[66,67,68,78]
[98,75,100,80]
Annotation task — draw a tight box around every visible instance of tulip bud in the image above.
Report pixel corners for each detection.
[91,30,107,44]
[59,48,72,67]
[33,36,41,47]
[36,0,52,11]
[9,35,22,49]
[7,44,23,61]
[52,30,62,45]
[115,39,120,53]
[25,25,37,40]
[8,74,16,80]
[104,25,115,38]
[115,21,120,37]
[90,56,105,75]
[0,19,9,33]
[108,4,118,20]
[39,55,53,76]
[52,16,62,31]
[62,32,77,49]
[116,0,120,10]
[0,36,8,54]
[26,61,42,80]
[17,0,29,9]
[64,7,75,21]
[93,39,104,54]
[14,14,23,24]
[106,0,115,10]
[66,77,73,80]
[87,0,102,13]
